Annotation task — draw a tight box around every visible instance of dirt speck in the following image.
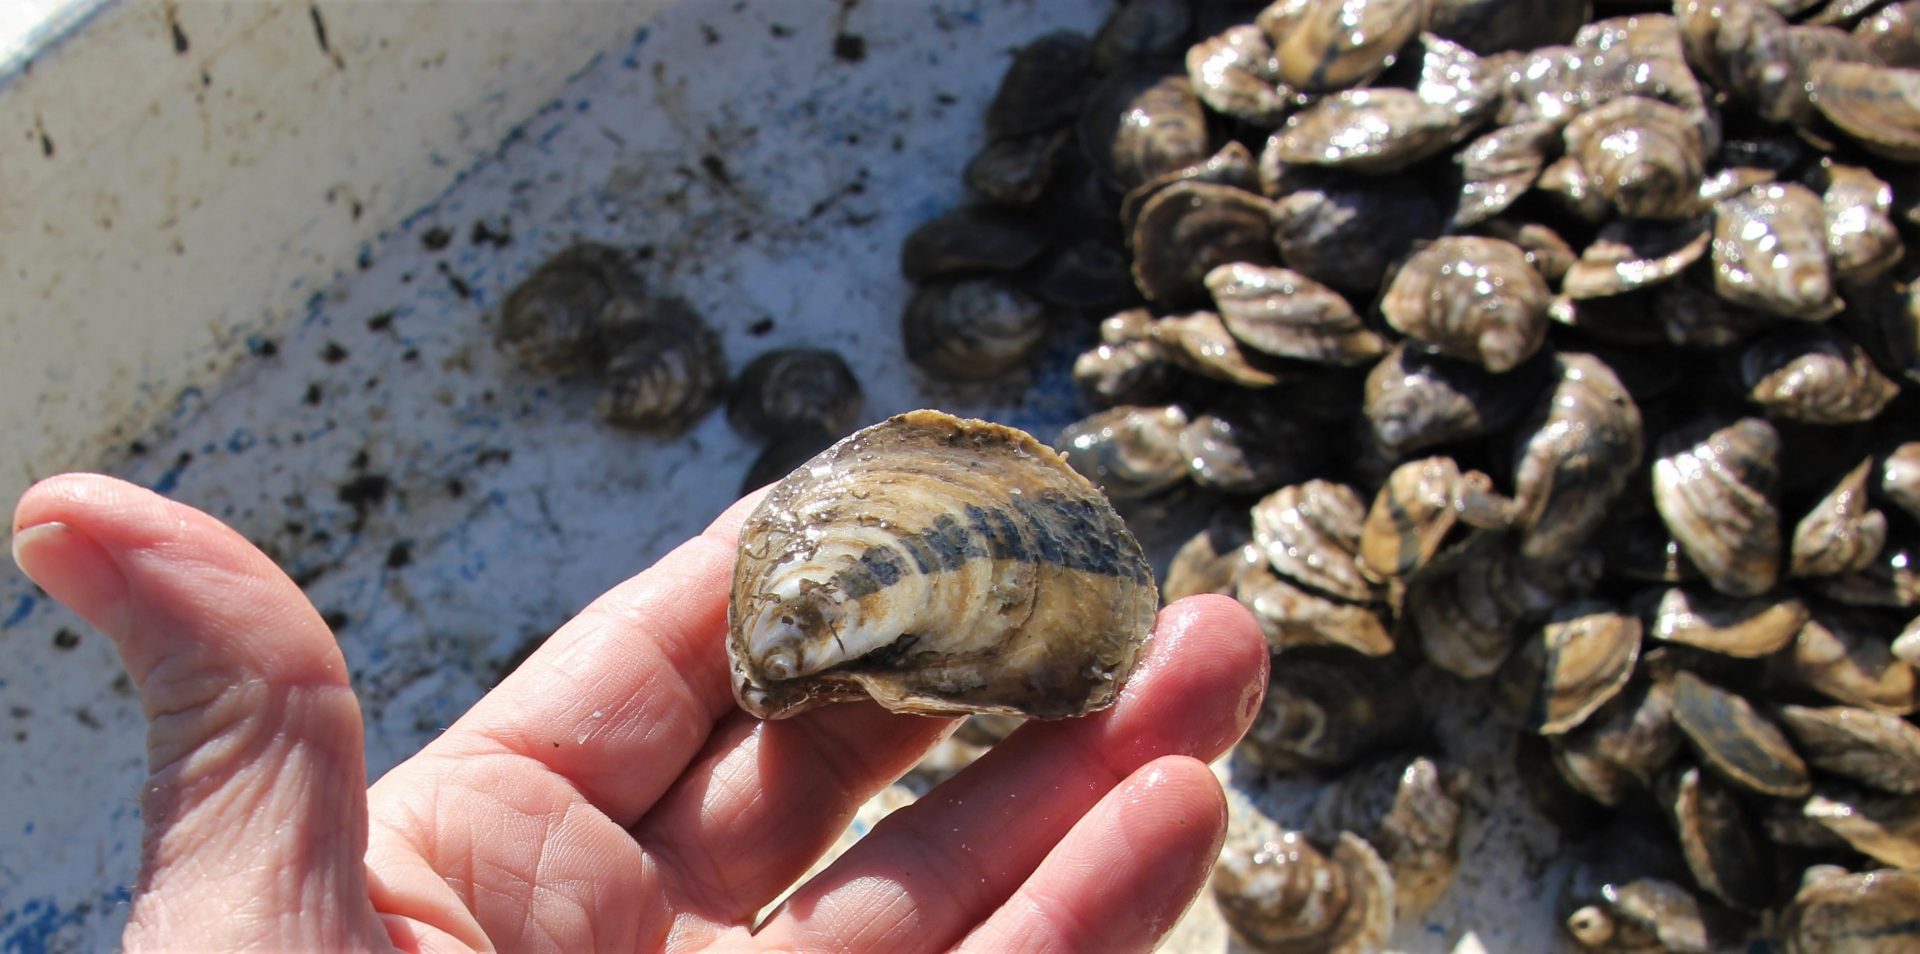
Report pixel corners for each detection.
[833,33,867,63]
[51,628,79,650]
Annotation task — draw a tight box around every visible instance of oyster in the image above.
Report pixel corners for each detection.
[1644,586,1807,657]
[1814,162,1905,285]
[1180,394,1326,494]
[1810,61,1920,163]
[497,242,649,374]
[1857,1,1920,68]
[1213,813,1397,954]
[1661,765,1773,913]
[963,129,1071,207]
[1271,172,1443,294]
[1776,705,1920,795]
[1187,24,1294,127]
[725,349,862,442]
[1382,237,1552,373]
[1451,119,1558,229]
[1358,457,1511,584]
[1811,542,1920,609]
[901,278,1049,382]
[1564,877,1712,954]
[1363,343,1547,457]
[1205,263,1385,366]
[1120,142,1263,235]
[1091,0,1191,72]
[1669,670,1811,799]
[595,297,727,436]
[1804,789,1920,869]
[985,30,1093,141]
[1078,69,1212,192]
[1510,352,1645,563]
[727,411,1156,719]
[1710,183,1843,321]
[1240,653,1420,774]
[1778,865,1920,954]
[1741,325,1900,426]
[1778,607,1920,715]
[1552,679,1683,806]
[1236,558,1395,657]
[898,207,1052,283]
[1251,480,1380,604]
[1428,0,1588,54]
[1265,88,1464,174]
[1053,405,1190,500]
[1790,458,1889,579]
[1412,533,1600,679]
[1560,97,1707,221]
[1650,416,1783,598]
[1163,520,1252,603]
[1495,600,1643,735]
[1262,0,1428,93]
[1309,753,1471,919]
[1561,217,1712,301]
[1130,181,1281,306]
[1151,310,1285,388]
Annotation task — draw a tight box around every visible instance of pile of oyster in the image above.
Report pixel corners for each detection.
[496,243,864,492]
[901,0,1920,949]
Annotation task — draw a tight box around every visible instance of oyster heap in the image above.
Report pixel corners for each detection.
[726,410,1158,720]
[896,0,1920,949]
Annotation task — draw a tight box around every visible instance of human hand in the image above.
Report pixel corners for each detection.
[12,473,1266,953]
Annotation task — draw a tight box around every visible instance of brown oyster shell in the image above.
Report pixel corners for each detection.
[1811,61,1920,163]
[1266,88,1464,174]
[901,278,1049,382]
[727,411,1156,720]
[1710,183,1843,321]
[1262,0,1428,93]
[1363,342,1548,457]
[1213,814,1397,954]
[1239,653,1419,774]
[1552,679,1683,806]
[1309,754,1471,920]
[1651,416,1783,598]
[1645,586,1807,657]
[1053,405,1190,500]
[595,297,726,436]
[1495,600,1643,735]
[1777,705,1920,795]
[1510,352,1645,563]
[1561,97,1707,221]
[1251,480,1381,603]
[1662,765,1772,913]
[1741,325,1900,426]
[1130,181,1281,306]
[1791,458,1890,579]
[1077,69,1212,192]
[1779,866,1920,954]
[1669,670,1811,799]
[1778,607,1920,715]
[1804,789,1920,869]
[1206,263,1385,366]
[1236,556,1395,657]
[726,349,862,443]
[1564,877,1711,954]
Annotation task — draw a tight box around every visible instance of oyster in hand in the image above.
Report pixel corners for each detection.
[727,410,1158,720]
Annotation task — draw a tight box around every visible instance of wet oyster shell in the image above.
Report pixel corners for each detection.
[898,207,1052,283]
[1778,866,1920,954]
[1428,0,1588,54]
[1091,0,1191,72]
[1661,765,1773,913]
[901,278,1049,382]
[1131,181,1282,306]
[1451,119,1558,229]
[1054,405,1190,500]
[1814,161,1905,285]
[1741,325,1900,426]
[1078,69,1212,192]
[1510,352,1645,563]
[1561,217,1712,301]
[1669,670,1811,799]
[726,348,862,443]
[1645,586,1807,657]
[1552,679,1683,806]
[1363,343,1547,457]
[1561,97,1706,221]
[1270,172,1443,294]
[1266,88,1464,175]
[1163,520,1252,604]
[1651,416,1783,598]
[1187,24,1294,127]
[1206,263,1385,366]
[1791,458,1889,579]
[1251,480,1380,604]
[1710,183,1843,321]
[1262,0,1428,93]
[1213,816,1397,954]
[986,30,1093,140]
[1151,310,1285,388]
[1413,533,1600,679]
[595,297,727,436]
[1309,753,1471,920]
[1236,557,1395,657]
[497,242,650,374]
[1564,877,1711,954]
[1776,705,1920,795]
[727,411,1157,719]
[1810,61,1920,163]
[1804,789,1920,869]
[1359,457,1510,584]
[1179,394,1327,495]
[1495,600,1643,735]
[1240,653,1420,774]
[1857,1,1920,67]
[1778,607,1920,715]
[1383,237,1552,373]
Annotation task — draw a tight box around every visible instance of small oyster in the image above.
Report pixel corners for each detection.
[1560,97,1707,221]
[1777,607,1920,715]
[1363,342,1548,456]
[1651,416,1783,598]
[1151,310,1285,388]
[1804,789,1920,869]
[1710,183,1843,321]
[727,411,1156,719]
[1187,24,1294,127]
[986,30,1093,141]
[1206,263,1385,366]
[1091,0,1192,72]
[1251,480,1380,604]
[1428,0,1588,54]
[1776,705,1920,795]
[1451,119,1558,229]
[1790,458,1889,579]
[1269,171,1443,294]
[1382,237,1552,373]
[595,297,727,436]
[1240,653,1420,774]
[1310,754,1471,919]
[1412,533,1599,679]
[1553,680,1683,806]
[1741,325,1900,426]
[1213,815,1397,954]
[1130,181,1281,306]
[1054,405,1190,500]
[1510,352,1645,563]
[497,242,649,374]
[1078,69,1212,192]
[901,278,1049,382]
[1237,557,1395,657]
[726,349,862,442]
[1163,520,1252,604]
[1180,394,1327,495]
[898,207,1052,283]
[1813,161,1905,285]
[1661,765,1772,913]
[1564,877,1712,954]
[1266,88,1464,174]
[1810,61,1920,163]
[1561,217,1712,301]
[1644,586,1807,657]
[1262,0,1428,93]
[1778,866,1920,954]
[1495,600,1643,735]
[1669,670,1811,799]
[1359,457,1510,584]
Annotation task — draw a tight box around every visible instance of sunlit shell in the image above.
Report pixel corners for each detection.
[1382,237,1552,373]
[1651,416,1783,598]
[1251,480,1381,603]
[1564,878,1711,954]
[1668,670,1810,798]
[1857,1,1920,67]
[1777,705,1920,796]
[1309,754,1470,919]
[1815,162,1905,285]
[1266,88,1464,174]
[1213,813,1397,954]
[964,128,1071,207]
[1240,653,1420,774]
[1151,310,1285,388]
[1804,789,1920,869]
[1131,181,1282,305]
[1206,263,1386,366]
[1120,142,1263,235]
[1811,61,1920,162]
[1710,183,1843,321]
[726,349,862,443]
[1561,97,1707,221]
[497,242,649,374]
[1053,405,1190,500]
[1412,533,1599,679]
[1552,680,1682,806]
[1187,24,1294,127]
[1510,352,1645,563]
[1779,866,1920,954]
[1236,557,1395,657]
[1662,765,1772,913]
[1753,25,1878,128]
[1778,607,1920,715]
[1363,342,1548,457]
[1163,521,1252,603]
[1791,458,1889,579]
[1262,0,1429,93]
[1741,325,1900,426]
[1077,69,1212,192]
[1359,457,1511,583]
[901,278,1049,382]
[1073,339,1176,407]
[1561,217,1711,301]
[1645,586,1807,657]
[595,297,727,436]
[1495,600,1642,735]
[1452,119,1558,229]
[727,411,1156,719]
[1811,542,1920,609]
[1180,394,1327,495]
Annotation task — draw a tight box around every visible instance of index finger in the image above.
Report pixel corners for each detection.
[399,489,767,827]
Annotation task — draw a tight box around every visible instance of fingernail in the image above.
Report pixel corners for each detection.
[12,521,132,638]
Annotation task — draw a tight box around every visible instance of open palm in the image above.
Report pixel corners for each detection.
[13,474,1265,953]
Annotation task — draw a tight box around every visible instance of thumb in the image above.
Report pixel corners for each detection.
[13,474,389,951]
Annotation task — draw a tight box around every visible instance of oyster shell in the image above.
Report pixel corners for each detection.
[1213,814,1397,954]
[963,129,1071,207]
[727,411,1156,719]
[1078,69,1212,192]
[1741,325,1900,426]
[1359,457,1510,584]
[986,30,1093,140]
[1451,119,1558,229]
[1382,236,1552,373]
[1309,753,1471,919]
[1187,24,1294,127]
[1053,405,1190,500]
[1251,480,1381,604]
[1778,607,1920,715]
[1810,61,1920,163]
[1236,557,1395,657]
[726,348,862,443]
[1814,161,1905,285]
[1265,88,1464,174]
[1495,600,1643,735]
[1790,458,1890,579]
[1661,764,1772,913]
[497,242,649,374]
[1091,0,1191,72]
[1710,183,1843,321]
[1560,97,1707,221]
[1651,416,1783,598]
[1151,310,1285,388]
[1240,653,1420,774]
[1510,352,1645,563]
[1206,263,1385,366]
[1564,877,1712,954]
[1776,705,1920,795]
[1561,217,1712,301]
[1857,1,1920,68]
[1130,181,1281,306]
[1363,343,1547,457]
[901,278,1049,382]
[1804,789,1920,869]
[595,297,727,436]
[1644,586,1807,657]
[1778,865,1920,954]
[1262,0,1428,93]
[1179,394,1327,495]
[1163,520,1252,603]
[898,207,1052,283]
[1428,0,1588,54]
[1412,533,1600,679]
[1669,670,1811,799]
[1552,679,1683,806]
[1271,172,1443,294]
